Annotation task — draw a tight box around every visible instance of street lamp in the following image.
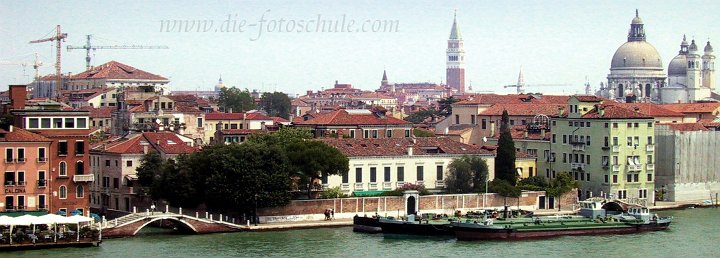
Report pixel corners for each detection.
[254,194,258,226]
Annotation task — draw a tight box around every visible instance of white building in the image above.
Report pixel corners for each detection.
[663,36,716,103]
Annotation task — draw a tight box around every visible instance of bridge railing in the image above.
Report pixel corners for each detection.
[103,205,249,228]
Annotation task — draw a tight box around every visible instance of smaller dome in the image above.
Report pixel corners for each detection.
[705,41,714,53]
[689,40,699,53]
[631,9,643,24]
[668,55,687,76]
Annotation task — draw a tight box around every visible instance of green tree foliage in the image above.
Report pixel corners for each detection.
[413,128,435,137]
[545,172,579,198]
[489,179,521,210]
[517,176,549,191]
[246,127,312,146]
[495,110,518,185]
[153,157,203,207]
[437,96,459,116]
[285,140,349,198]
[382,183,431,196]
[218,87,256,112]
[319,186,347,199]
[445,155,489,194]
[260,92,292,119]
[404,109,439,123]
[136,152,163,189]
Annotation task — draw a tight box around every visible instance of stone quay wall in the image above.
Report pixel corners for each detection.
[258,191,577,223]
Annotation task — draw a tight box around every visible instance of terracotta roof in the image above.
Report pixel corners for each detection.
[0,127,51,142]
[321,137,491,157]
[664,123,709,131]
[294,109,410,126]
[581,104,653,119]
[221,129,263,135]
[270,117,289,123]
[102,132,197,155]
[291,98,309,106]
[572,95,605,102]
[205,112,272,121]
[455,94,569,105]
[479,103,565,116]
[660,103,720,113]
[80,106,116,118]
[70,61,168,81]
[615,103,685,117]
[491,125,550,141]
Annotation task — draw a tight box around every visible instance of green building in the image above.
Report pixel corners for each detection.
[548,96,655,205]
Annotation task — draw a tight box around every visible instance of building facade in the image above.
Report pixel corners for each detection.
[1,127,52,213]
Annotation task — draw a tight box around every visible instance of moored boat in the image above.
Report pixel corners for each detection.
[452,200,672,241]
[353,215,382,234]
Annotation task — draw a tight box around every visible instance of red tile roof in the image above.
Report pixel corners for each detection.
[270,117,289,123]
[479,104,565,116]
[615,103,685,117]
[205,112,272,120]
[0,127,51,142]
[491,125,550,141]
[70,61,168,81]
[664,123,709,131]
[660,103,720,114]
[102,132,197,155]
[572,95,604,102]
[80,106,116,118]
[455,94,569,105]
[294,109,410,126]
[581,104,653,119]
[321,137,491,157]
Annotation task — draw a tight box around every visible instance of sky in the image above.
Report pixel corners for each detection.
[1,0,719,96]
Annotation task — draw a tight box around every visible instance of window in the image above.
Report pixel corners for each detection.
[75,141,85,155]
[230,124,238,129]
[647,173,653,182]
[4,171,15,186]
[64,118,75,128]
[370,167,377,183]
[612,137,618,146]
[113,178,119,189]
[126,160,133,167]
[76,161,84,175]
[41,118,51,128]
[602,156,609,167]
[355,167,362,182]
[29,118,39,128]
[604,122,609,128]
[58,141,68,155]
[197,117,204,128]
[105,160,110,166]
[613,156,618,165]
[647,155,653,164]
[627,137,633,146]
[59,185,67,199]
[471,115,476,125]
[38,195,46,209]
[417,166,424,181]
[634,136,640,146]
[59,162,67,177]
[563,135,567,144]
[397,166,405,182]
[436,165,443,180]
[586,136,591,145]
[647,136,653,145]
[372,130,378,138]
[626,174,633,183]
[350,130,355,139]
[455,115,460,124]
[5,148,13,163]
[386,129,392,138]
[627,123,631,128]
[552,134,556,143]
[482,119,487,129]
[17,171,25,185]
[634,122,639,128]
[384,167,391,182]
[15,148,25,163]
[604,175,609,183]
[563,153,567,163]
[405,130,411,138]
[38,171,46,187]
[612,175,618,183]
[53,118,63,128]
[639,189,648,199]
[613,123,618,128]
[604,137,609,147]
[77,185,84,198]
[115,160,119,167]
[648,122,653,128]
[586,122,591,127]
[77,118,87,128]
[342,172,348,184]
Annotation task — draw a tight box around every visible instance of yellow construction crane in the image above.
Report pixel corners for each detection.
[67,35,169,70]
[29,25,66,99]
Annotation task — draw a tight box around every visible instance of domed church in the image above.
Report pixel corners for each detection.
[598,10,716,103]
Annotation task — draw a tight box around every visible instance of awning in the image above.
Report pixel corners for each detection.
[352,190,387,197]
[0,211,48,217]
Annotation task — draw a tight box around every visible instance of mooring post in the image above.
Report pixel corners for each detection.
[196,212,199,218]
[146,209,150,216]
[205,211,209,219]
[166,205,169,213]
[220,214,223,222]
[179,207,183,215]
[133,206,136,213]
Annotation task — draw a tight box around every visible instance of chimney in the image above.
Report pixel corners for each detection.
[524,130,529,139]
[558,106,565,117]
[306,90,313,96]
[227,107,233,113]
[9,85,27,110]
[407,146,413,156]
[598,105,605,117]
[445,127,449,135]
[634,106,640,114]
[8,125,13,132]
[540,128,546,139]
[143,145,148,154]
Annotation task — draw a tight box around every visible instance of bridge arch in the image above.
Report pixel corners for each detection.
[131,216,199,236]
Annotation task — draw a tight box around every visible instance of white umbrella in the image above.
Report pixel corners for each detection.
[67,215,93,241]
[0,215,13,225]
[40,214,66,242]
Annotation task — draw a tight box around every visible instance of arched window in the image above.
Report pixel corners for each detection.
[76,185,84,198]
[59,162,67,176]
[76,161,84,175]
[59,185,67,199]
[645,84,652,97]
[618,84,624,97]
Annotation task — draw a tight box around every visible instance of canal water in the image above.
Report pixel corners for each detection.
[7,208,719,257]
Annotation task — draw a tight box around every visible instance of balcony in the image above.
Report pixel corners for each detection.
[341,183,350,191]
[368,182,378,190]
[16,181,26,186]
[16,158,26,163]
[602,145,611,150]
[415,181,425,186]
[73,174,95,182]
[4,159,14,164]
[627,164,642,172]
[396,181,405,188]
[435,180,445,188]
[4,181,15,186]
[571,144,586,151]
[383,182,393,190]
[571,163,586,170]
[612,146,620,153]
[646,163,655,170]
[646,145,654,152]
[612,165,620,172]
[354,182,365,191]
[37,157,48,163]
[37,179,47,188]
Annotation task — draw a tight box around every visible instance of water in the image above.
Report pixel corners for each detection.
[5,208,719,258]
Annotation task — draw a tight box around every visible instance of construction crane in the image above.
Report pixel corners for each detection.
[0,53,43,84]
[29,25,66,99]
[503,67,571,94]
[67,35,169,70]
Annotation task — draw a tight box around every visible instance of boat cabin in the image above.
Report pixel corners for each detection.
[578,200,606,219]
[627,207,652,223]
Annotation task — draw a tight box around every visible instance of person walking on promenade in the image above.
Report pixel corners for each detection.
[331,209,335,220]
[151,202,156,215]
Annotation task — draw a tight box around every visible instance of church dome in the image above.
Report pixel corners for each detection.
[611,41,663,69]
[631,16,643,24]
[668,54,687,76]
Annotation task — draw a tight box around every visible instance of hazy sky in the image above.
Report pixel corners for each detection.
[1,1,719,96]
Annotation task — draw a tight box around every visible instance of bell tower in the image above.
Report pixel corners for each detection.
[446,11,465,94]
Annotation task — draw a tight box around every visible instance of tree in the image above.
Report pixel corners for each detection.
[154,156,203,207]
[517,176,548,191]
[319,186,347,199]
[495,109,517,185]
[489,179,521,218]
[404,109,439,123]
[437,96,459,116]
[136,152,163,190]
[445,155,489,194]
[246,127,312,146]
[413,128,435,137]
[260,92,292,119]
[285,140,349,198]
[546,172,579,211]
[218,87,256,112]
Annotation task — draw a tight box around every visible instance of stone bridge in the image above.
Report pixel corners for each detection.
[101,210,243,238]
